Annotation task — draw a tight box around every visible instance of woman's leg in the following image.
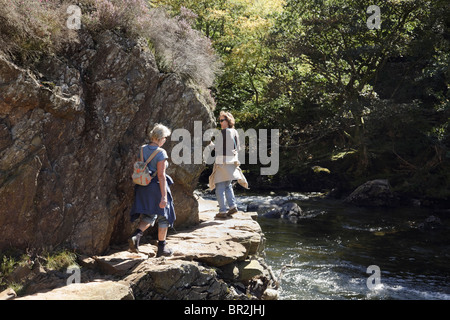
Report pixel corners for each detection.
[138,221,151,232]
[215,181,230,213]
[129,214,157,253]
[223,181,237,211]
[158,226,168,241]
[156,216,172,257]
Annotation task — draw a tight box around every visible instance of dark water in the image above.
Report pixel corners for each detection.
[236,193,450,300]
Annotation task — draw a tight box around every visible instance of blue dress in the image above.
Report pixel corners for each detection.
[129,145,176,227]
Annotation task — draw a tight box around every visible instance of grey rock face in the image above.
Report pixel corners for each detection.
[0,30,215,255]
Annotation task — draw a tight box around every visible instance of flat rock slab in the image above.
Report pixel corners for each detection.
[92,250,151,276]
[167,199,262,266]
[16,281,134,300]
[0,288,16,300]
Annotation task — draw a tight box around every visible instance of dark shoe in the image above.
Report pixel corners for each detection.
[215,212,228,219]
[128,231,142,253]
[157,241,173,257]
[227,207,238,216]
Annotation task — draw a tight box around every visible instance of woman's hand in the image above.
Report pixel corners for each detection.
[159,197,167,209]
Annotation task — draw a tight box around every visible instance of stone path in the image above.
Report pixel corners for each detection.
[12,197,277,300]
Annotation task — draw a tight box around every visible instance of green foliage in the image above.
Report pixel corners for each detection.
[270,0,437,119]
[0,255,17,279]
[44,249,78,271]
[0,252,30,291]
[0,249,79,294]
[267,0,448,188]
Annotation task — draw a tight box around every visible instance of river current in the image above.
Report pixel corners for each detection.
[234,192,450,300]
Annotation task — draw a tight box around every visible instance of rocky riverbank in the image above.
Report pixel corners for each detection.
[5,197,278,300]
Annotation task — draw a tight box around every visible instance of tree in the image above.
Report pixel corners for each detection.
[269,0,442,171]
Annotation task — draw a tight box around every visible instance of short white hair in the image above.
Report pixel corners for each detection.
[149,123,171,141]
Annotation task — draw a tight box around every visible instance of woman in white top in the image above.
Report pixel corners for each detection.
[209,111,241,218]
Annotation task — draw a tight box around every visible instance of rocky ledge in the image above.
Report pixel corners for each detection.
[10,197,278,300]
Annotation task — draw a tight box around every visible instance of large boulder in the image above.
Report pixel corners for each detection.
[124,259,230,300]
[245,196,304,223]
[0,30,215,255]
[344,179,397,207]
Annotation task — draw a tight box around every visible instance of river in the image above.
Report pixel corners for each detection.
[234,192,450,300]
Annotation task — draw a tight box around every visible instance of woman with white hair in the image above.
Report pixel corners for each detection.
[129,123,175,257]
